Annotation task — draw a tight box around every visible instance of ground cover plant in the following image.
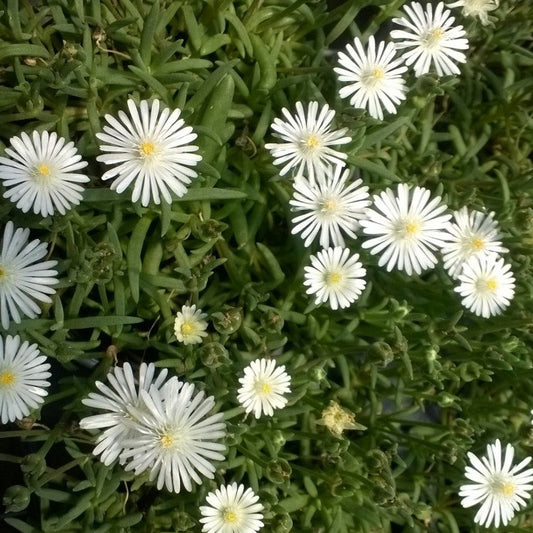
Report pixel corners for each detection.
[1,0,533,531]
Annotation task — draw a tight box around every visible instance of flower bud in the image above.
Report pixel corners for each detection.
[3,485,31,512]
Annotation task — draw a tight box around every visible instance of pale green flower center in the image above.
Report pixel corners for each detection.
[255,379,272,395]
[181,322,194,335]
[396,219,421,239]
[423,28,445,50]
[33,162,54,183]
[362,67,385,88]
[302,133,322,153]
[476,277,498,293]
[326,271,343,286]
[490,475,516,498]
[223,508,238,523]
[320,198,338,216]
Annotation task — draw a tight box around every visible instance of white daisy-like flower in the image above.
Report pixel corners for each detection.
[391,1,469,77]
[290,166,370,248]
[454,253,515,318]
[334,36,408,120]
[0,334,51,424]
[304,247,366,310]
[0,131,89,217]
[360,183,451,276]
[80,362,169,466]
[120,378,226,493]
[237,358,291,419]
[174,304,208,345]
[447,0,498,25]
[96,99,202,206]
[200,482,264,533]
[264,101,351,182]
[459,439,533,528]
[441,207,508,278]
[0,222,58,330]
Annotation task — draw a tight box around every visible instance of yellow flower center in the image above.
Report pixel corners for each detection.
[405,222,420,235]
[362,67,385,88]
[327,271,343,286]
[424,28,445,49]
[255,380,272,395]
[0,265,7,280]
[37,163,51,176]
[139,140,157,158]
[486,279,498,291]
[502,482,515,496]
[223,509,238,523]
[160,433,174,448]
[320,198,337,215]
[0,370,16,387]
[397,220,421,239]
[261,382,272,394]
[306,134,320,148]
[33,163,53,183]
[476,277,498,293]
[181,322,193,335]
[471,236,485,251]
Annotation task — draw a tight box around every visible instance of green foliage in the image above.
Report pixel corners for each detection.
[0,0,533,532]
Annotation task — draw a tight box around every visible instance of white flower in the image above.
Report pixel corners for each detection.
[120,378,226,493]
[237,358,291,419]
[360,183,451,276]
[0,131,89,217]
[441,207,508,278]
[447,0,498,25]
[0,222,58,330]
[459,439,533,528]
[391,2,469,77]
[264,101,351,182]
[334,36,408,120]
[304,247,366,310]
[174,304,208,345]
[454,254,515,318]
[96,99,202,206]
[80,362,169,466]
[290,166,370,248]
[200,482,264,533]
[0,334,51,424]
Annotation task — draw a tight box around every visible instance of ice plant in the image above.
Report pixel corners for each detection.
[290,166,370,248]
[459,439,533,528]
[318,401,365,438]
[441,207,507,278]
[360,184,451,275]
[264,101,351,182]
[97,99,202,206]
[199,482,264,533]
[447,0,498,25]
[304,247,367,310]
[0,334,51,424]
[0,131,89,217]
[80,362,169,466]
[0,222,58,330]
[335,35,408,120]
[237,358,291,419]
[120,378,226,493]
[391,2,469,77]
[174,304,209,345]
[454,253,515,318]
